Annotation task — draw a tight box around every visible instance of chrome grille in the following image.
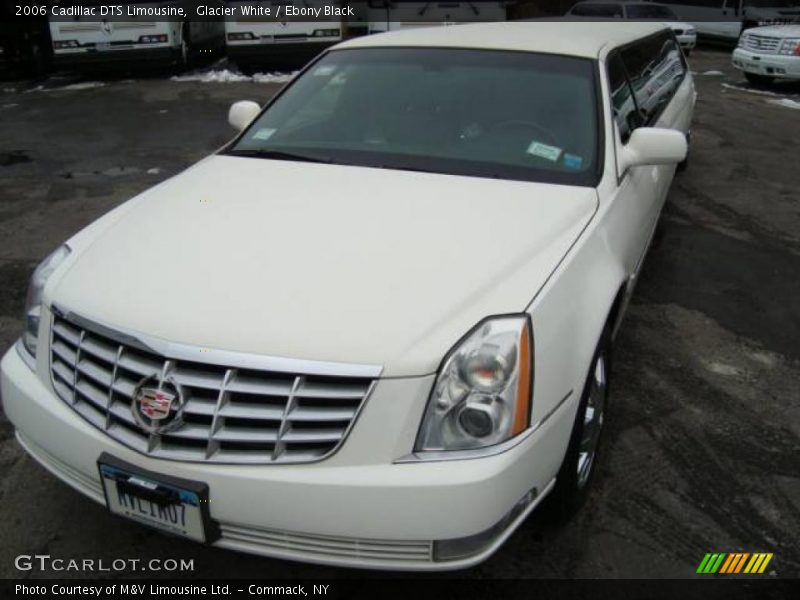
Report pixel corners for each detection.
[218,522,433,565]
[742,34,782,54]
[49,314,374,464]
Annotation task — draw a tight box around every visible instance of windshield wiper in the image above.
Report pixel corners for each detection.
[227,149,333,164]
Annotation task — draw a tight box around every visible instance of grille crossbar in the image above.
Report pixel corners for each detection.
[50,315,373,464]
[742,34,782,54]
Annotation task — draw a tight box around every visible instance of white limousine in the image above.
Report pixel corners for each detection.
[1,22,694,570]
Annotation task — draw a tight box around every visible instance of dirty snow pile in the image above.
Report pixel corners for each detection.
[768,98,800,110]
[721,83,783,97]
[171,69,296,84]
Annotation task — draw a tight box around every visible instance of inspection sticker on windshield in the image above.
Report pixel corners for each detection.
[563,153,584,170]
[526,141,562,162]
[252,128,276,141]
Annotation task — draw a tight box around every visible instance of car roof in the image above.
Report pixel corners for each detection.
[336,21,668,59]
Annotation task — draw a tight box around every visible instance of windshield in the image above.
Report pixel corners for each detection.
[626,5,679,19]
[230,48,599,186]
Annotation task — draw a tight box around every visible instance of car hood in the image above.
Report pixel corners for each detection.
[665,22,695,31]
[746,24,800,38]
[51,155,597,377]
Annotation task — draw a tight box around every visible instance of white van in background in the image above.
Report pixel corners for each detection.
[646,1,800,42]
[224,1,368,72]
[49,1,225,70]
[367,1,507,34]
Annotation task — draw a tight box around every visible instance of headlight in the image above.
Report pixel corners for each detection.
[738,34,749,48]
[22,245,71,359]
[778,38,800,56]
[416,315,533,452]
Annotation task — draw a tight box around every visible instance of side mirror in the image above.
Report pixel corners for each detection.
[619,128,688,171]
[228,100,261,132]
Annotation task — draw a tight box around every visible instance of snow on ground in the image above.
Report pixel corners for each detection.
[45,82,106,91]
[768,98,800,110]
[172,68,250,83]
[702,70,725,76]
[26,81,106,93]
[171,68,296,84]
[721,83,785,97]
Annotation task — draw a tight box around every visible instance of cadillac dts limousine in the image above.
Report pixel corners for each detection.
[1,22,694,570]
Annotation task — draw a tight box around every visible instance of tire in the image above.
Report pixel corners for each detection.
[745,72,773,86]
[29,41,47,78]
[550,328,611,518]
[175,26,192,72]
[684,49,691,57]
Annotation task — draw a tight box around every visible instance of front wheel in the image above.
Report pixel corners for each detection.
[174,26,192,72]
[551,331,610,518]
[745,72,773,86]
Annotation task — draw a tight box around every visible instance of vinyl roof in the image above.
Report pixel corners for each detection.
[336,21,669,58]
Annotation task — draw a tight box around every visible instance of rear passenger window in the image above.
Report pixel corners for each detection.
[607,54,639,143]
[620,32,686,126]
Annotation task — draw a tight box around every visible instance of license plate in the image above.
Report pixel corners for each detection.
[96,42,111,52]
[98,453,216,543]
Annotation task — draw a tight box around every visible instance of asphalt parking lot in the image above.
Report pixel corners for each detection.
[1,49,799,579]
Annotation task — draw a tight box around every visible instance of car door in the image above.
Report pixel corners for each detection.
[605,49,662,279]
[620,31,691,204]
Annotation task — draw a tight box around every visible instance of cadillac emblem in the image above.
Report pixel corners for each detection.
[132,375,185,434]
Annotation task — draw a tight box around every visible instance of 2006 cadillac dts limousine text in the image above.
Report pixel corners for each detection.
[0,22,694,570]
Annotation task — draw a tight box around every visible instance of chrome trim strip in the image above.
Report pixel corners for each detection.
[71,330,85,406]
[51,303,383,379]
[104,345,124,430]
[395,390,574,464]
[207,368,235,459]
[273,376,302,461]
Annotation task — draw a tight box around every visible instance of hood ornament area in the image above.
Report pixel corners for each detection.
[131,375,186,435]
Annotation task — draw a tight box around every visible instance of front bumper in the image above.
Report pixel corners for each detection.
[1,343,566,570]
[732,48,800,80]
[676,35,697,50]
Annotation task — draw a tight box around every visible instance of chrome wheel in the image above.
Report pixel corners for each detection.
[576,354,606,489]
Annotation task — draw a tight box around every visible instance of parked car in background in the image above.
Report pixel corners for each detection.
[648,1,800,43]
[1,21,693,570]
[224,1,368,72]
[732,23,800,84]
[367,1,507,34]
[0,6,51,77]
[567,2,697,54]
[48,1,225,71]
